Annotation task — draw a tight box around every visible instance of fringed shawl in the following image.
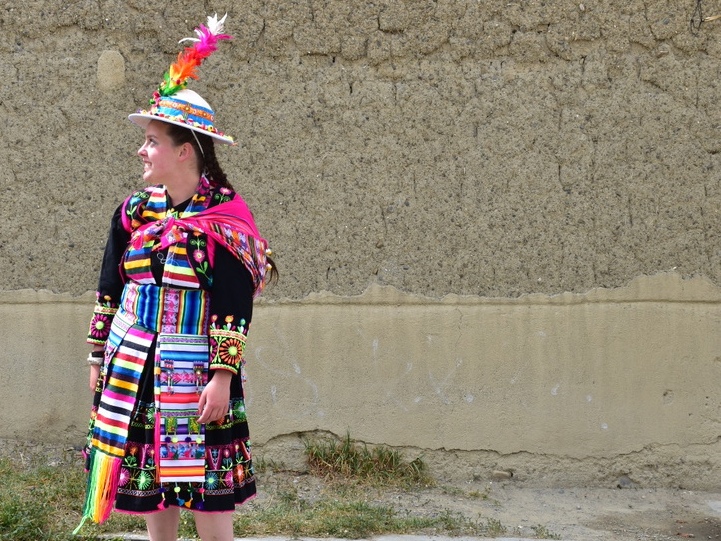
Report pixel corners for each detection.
[122,177,270,296]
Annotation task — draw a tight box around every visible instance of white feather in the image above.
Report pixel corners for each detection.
[206,13,228,35]
[178,13,228,44]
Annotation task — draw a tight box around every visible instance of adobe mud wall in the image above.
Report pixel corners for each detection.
[2,1,721,488]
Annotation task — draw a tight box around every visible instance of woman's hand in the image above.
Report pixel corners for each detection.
[89,364,101,393]
[197,370,232,424]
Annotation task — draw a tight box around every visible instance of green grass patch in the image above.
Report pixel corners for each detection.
[0,451,156,541]
[238,491,439,538]
[0,454,86,541]
[303,432,433,487]
[531,523,562,539]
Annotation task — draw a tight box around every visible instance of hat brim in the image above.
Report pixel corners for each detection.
[128,112,236,145]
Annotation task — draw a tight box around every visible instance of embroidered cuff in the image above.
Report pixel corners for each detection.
[87,294,118,345]
[209,315,248,374]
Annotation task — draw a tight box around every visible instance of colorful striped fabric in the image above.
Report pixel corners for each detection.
[119,285,211,486]
[92,314,152,457]
[118,283,209,335]
[80,311,153,525]
[80,285,212,524]
[120,176,269,296]
[156,332,209,485]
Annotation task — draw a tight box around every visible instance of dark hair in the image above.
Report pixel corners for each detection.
[164,122,279,284]
[164,123,233,190]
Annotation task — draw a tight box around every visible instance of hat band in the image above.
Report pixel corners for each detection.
[153,98,215,129]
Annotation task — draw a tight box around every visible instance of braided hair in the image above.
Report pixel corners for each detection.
[165,123,279,283]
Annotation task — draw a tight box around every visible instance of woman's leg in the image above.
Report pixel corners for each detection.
[145,506,181,541]
[193,510,235,541]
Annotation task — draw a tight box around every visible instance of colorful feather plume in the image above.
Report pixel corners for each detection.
[154,13,232,101]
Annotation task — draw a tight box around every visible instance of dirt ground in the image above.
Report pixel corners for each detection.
[253,469,721,541]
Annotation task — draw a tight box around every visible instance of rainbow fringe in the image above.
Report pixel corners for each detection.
[73,448,122,534]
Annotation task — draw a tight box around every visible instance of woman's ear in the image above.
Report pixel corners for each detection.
[177,141,195,162]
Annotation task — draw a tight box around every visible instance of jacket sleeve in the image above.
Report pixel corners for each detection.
[87,204,129,345]
[207,246,255,375]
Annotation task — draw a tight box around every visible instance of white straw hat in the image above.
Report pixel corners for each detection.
[128,89,234,145]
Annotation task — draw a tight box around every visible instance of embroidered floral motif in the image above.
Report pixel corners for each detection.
[124,190,151,227]
[219,336,243,364]
[87,294,118,345]
[186,232,210,281]
[205,472,219,490]
[98,398,252,507]
[119,467,131,487]
[89,313,111,340]
[212,187,233,205]
[137,470,154,490]
[208,315,248,374]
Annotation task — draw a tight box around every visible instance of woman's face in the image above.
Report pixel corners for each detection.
[137,121,181,184]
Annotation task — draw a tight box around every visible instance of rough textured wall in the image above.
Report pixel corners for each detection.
[2,1,721,299]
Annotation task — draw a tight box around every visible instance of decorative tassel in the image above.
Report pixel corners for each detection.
[74,448,122,533]
[157,487,167,510]
[174,484,183,506]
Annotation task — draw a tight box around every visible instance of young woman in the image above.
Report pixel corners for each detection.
[77,15,275,541]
